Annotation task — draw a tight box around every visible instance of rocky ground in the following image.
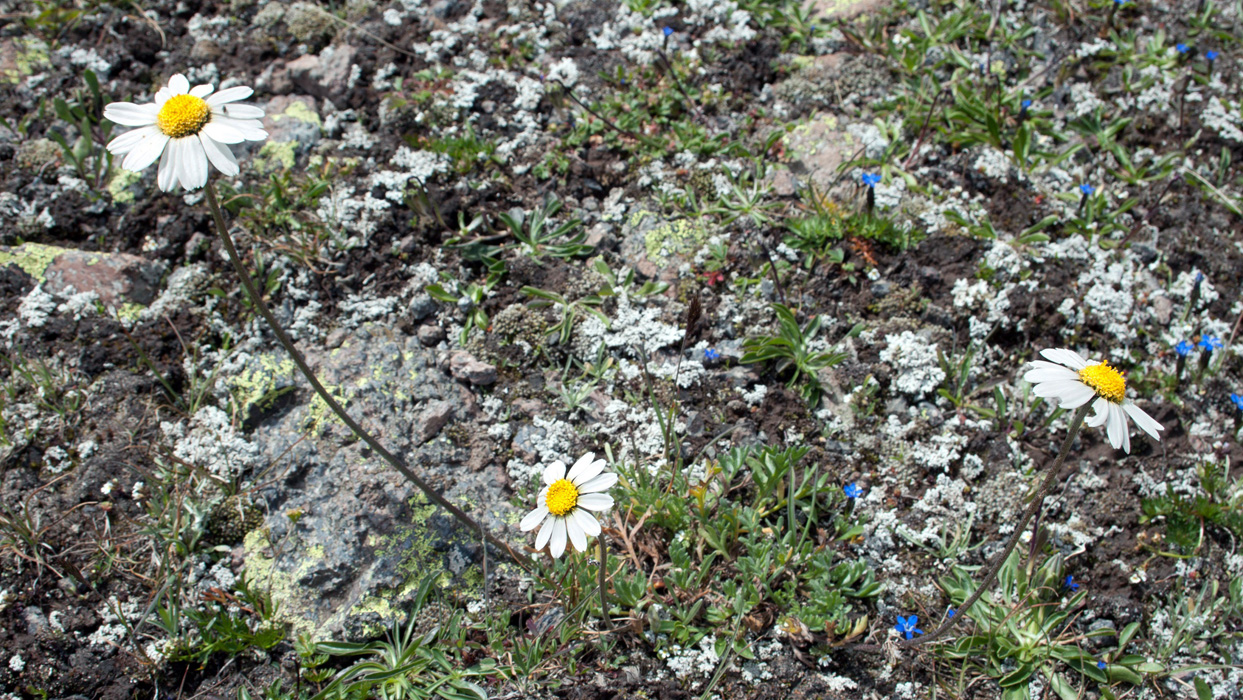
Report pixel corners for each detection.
[2,0,1243,698]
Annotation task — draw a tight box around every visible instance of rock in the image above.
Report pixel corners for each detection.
[245,324,508,640]
[0,37,50,86]
[1149,295,1174,325]
[0,243,164,307]
[415,400,454,444]
[409,294,436,321]
[449,351,497,385]
[619,208,712,282]
[810,0,893,22]
[585,222,617,251]
[417,323,445,346]
[774,112,858,196]
[262,95,322,152]
[190,39,222,62]
[286,44,359,98]
[511,423,545,462]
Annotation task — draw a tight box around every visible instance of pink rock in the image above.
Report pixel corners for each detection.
[449,351,497,386]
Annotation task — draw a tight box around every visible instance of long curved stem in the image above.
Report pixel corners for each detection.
[204,182,532,572]
[850,403,1090,652]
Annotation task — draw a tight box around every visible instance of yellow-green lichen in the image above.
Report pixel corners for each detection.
[254,140,298,173]
[242,528,329,638]
[115,302,146,322]
[107,168,143,203]
[305,383,349,434]
[643,218,711,265]
[0,243,73,282]
[271,100,322,127]
[229,353,296,418]
[1,37,50,85]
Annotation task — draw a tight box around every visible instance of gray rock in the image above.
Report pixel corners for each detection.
[409,294,436,321]
[619,208,712,282]
[415,400,454,444]
[511,423,545,462]
[417,323,446,346]
[245,325,510,640]
[1150,295,1174,325]
[449,351,497,385]
[286,44,358,98]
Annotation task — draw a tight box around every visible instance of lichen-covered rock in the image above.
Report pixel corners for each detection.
[243,325,511,640]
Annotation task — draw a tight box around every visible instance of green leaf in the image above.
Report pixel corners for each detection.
[1194,676,1213,700]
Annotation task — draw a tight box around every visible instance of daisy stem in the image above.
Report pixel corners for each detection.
[598,533,612,631]
[203,181,533,573]
[847,403,1090,654]
[897,403,1090,648]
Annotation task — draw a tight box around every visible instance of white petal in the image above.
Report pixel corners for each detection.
[211,115,268,141]
[199,134,239,177]
[1023,364,1081,385]
[572,508,601,538]
[175,138,209,191]
[519,506,548,532]
[534,516,554,551]
[576,492,614,511]
[577,472,619,494]
[1104,403,1126,452]
[157,144,176,191]
[201,120,246,144]
[103,102,158,126]
[121,132,169,171]
[1039,348,1088,370]
[190,83,214,98]
[1086,397,1111,427]
[107,126,161,155]
[566,515,587,553]
[206,86,254,106]
[1033,380,1095,408]
[544,461,566,484]
[155,87,173,106]
[568,453,605,485]
[222,103,265,119]
[549,518,568,558]
[1123,402,1164,441]
[168,74,190,95]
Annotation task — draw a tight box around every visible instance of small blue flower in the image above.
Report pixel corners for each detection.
[1199,335,1223,353]
[1175,340,1194,356]
[1230,394,1243,412]
[1195,271,1205,284]
[1020,98,1032,110]
[1177,43,1190,54]
[703,347,720,361]
[1206,50,1219,61]
[947,608,956,618]
[844,483,863,499]
[895,615,924,640]
[1079,183,1095,195]
[662,26,674,37]
[861,173,881,187]
[1097,660,1107,670]
[1064,575,1080,591]
[1114,0,1128,4]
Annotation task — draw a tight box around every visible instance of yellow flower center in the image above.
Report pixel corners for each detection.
[545,479,579,517]
[1078,362,1126,403]
[157,94,211,138]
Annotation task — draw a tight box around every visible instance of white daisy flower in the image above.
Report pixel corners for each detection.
[103,73,268,192]
[519,452,617,558]
[1023,348,1163,453]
